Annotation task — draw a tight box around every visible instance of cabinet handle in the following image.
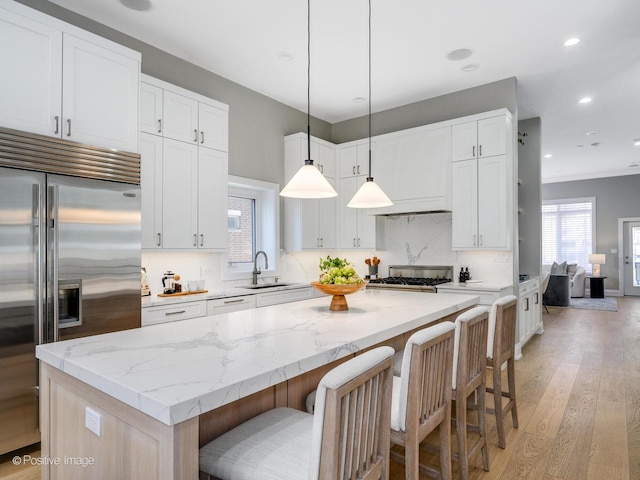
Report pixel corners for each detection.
[479,145,483,156]
[157,119,162,133]
[66,119,71,137]
[525,297,530,311]
[473,234,477,246]
[357,165,360,174]
[193,234,197,246]
[201,131,204,144]
[353,238,356,247]
[54,116,59,134]
[472,145,475,157]
[353,166,356,175]
[320,164,323,173]
[479,234,483,246]
[200,234,204,246]
[194,129,198,142]
[534,292,539,304]
[224,299,245,304]
[357,238,360,247]
[156,233,161,246]
[165,310,186,316]
[320,237,323,247]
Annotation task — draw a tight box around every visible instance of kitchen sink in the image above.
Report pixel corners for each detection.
[237,282,294,290]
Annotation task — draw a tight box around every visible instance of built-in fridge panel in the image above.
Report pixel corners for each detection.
[0,167,43,455]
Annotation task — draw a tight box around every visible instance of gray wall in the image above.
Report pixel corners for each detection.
[331,78,518,143]
[542,174,640,291]
[518,118,542,278]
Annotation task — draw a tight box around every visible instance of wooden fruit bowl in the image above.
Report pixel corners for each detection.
[311,281,366,311]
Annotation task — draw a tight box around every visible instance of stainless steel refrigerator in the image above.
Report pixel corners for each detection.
[0,127,141,454]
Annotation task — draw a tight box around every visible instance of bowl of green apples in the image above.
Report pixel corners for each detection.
[311,256,366,311]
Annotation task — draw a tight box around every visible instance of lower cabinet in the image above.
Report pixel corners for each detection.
[142,300,207,326]
[256,287,313,308]
[207,296,256,315]
[517,278,542,358]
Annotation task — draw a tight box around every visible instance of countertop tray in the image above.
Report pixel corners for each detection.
[157,290,208,297]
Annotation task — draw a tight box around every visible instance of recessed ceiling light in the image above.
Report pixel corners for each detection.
[564,38,580,47]
[276,51,294,62]
[586,131,599,136]
[579,97,592,104]
[630,162,639,168]
[590,142,600,148]
[576,145,584,148]
[544,154,552,158]
[447,48,473,61]
[634,139,640,146]
[461,64,479,72]
[352,97,366,103]
[119,0,152,11]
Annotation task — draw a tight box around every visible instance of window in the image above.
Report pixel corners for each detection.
[224,176,279,280]
[542,197,596,273]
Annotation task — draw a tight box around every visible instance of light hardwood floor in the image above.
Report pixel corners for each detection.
[1,296,638,480]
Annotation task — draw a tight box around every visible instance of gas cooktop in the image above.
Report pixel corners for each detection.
[367,265,453,292]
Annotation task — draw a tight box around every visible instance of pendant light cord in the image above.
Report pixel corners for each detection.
[367,0,373,181]
[306,0,312,165]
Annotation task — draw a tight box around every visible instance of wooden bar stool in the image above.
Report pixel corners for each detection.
[390,321,455,480]
[199,346,394,480]
[451,306,490,480]
[486,295,519,448]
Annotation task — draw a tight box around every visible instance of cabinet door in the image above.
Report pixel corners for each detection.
[357,209,377,249]
[317,143,336,179]
[0,8,62,137]
[451,121,478,161]
[198,147,228,250]
[478,116,506,158]
[198,102,228,151]
[140,133,163,249]
[337,176,359,248]
[140,82,163,135]
[62,34,139,152]
[163,90,198,144]
[300,198,320,249]
[477,155,510,248]
[337,144,368,178]
[317,177,337,249]
[161,139,198,248]
[423,127,452,203]
[451,159,478,249]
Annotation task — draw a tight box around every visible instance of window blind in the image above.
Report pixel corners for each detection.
[542,198,595,273]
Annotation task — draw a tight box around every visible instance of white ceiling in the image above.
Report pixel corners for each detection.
[49,0,640,183]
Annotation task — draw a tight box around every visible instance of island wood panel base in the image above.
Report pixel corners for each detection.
[39,363,199,480]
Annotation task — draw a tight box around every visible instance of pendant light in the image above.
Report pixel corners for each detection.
[347,0,392,208]
[280,0,337,199]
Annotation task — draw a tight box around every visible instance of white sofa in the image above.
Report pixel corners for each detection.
[542,263,586,299]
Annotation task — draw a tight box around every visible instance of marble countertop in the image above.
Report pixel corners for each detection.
[36,290,478,426]
[437,281,514,292]
[141,282,312,307]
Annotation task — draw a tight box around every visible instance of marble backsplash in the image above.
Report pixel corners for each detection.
[142,212,514,295]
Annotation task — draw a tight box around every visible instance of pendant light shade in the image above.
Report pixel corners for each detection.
[280,0,337,199]
[348,0,392,209]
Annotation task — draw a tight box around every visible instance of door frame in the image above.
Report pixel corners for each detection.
[618,217,640,296]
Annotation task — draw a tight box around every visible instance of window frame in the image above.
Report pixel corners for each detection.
[222,176,279,282]
[541,196,596,274]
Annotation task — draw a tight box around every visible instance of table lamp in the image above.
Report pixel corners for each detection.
[588,253,605,277]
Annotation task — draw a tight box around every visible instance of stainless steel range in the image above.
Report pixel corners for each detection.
[366,265,453,292]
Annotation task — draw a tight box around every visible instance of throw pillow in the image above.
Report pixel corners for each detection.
[550,261,567,275]
[567,263,578,279]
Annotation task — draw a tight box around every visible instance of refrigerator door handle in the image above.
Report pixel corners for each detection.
[34,182,45,345]
[47,185,59,342]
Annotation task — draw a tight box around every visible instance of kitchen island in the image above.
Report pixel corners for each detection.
[36,289,478,479]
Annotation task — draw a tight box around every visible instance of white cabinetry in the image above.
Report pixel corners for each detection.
[142,300,206,326]
[284,133,337,251]
[256,287,313,308]
[140,76,229,251]
[207,296,256,315]
[517,278,542,358]
[452,116,506,162]
[451,113,512,250]
[0,2,140,152]
[374,126,452,215]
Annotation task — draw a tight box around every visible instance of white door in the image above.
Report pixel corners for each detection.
[477,116,506,158]
[451,159,478,249]
[198,103,228,151]
[62,34,139,152]
[140,133,163,249]
[162,138,198,249]
[623,221,640,296]
[163,90,198,144]
[198,147,228,250]
[140,82,163,135]
[0,9,62,136]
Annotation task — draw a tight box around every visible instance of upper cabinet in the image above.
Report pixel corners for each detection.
[0,2,140,152]
[140,75,229,251]
[451,112,513,250]
[338,142,369,178]
[140,76,229,152]
[451,116,506,161]
[284,133,337,251]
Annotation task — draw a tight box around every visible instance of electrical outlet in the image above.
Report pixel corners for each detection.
[85,407,102,437]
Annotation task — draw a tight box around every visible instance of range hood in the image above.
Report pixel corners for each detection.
[365,197,451,216]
